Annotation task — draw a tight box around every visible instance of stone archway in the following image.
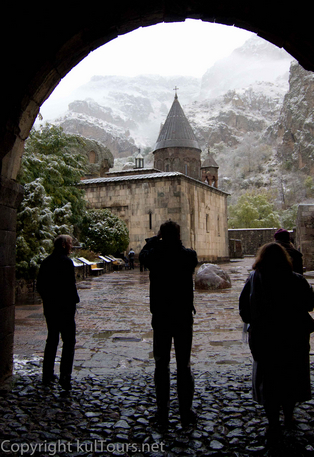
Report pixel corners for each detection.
[1,1,314,389]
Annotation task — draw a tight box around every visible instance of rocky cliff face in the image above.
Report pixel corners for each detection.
[185,82,287,151]
[275,62,314,175]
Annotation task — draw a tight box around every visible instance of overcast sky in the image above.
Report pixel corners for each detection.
[47,19,254,102]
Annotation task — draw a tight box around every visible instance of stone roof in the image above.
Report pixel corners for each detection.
[201,154,219,169]
[79,171,229,196]
[80,171,182,184]
[153,94,201,152]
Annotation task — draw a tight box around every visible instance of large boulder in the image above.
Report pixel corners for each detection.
[195,263,232,290]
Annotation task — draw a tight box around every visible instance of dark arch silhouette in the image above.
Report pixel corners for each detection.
[1,2,314,388]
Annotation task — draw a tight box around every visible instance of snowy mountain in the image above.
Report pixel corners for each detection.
[54,75,201,155]
[51,35,293,160]
[200,35,292,99]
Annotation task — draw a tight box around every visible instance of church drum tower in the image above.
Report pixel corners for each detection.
[153,90,201,181]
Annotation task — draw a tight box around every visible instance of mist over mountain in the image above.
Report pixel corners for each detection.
[51,35,293,159]
[200,35,292,99]
[54,74,201,155]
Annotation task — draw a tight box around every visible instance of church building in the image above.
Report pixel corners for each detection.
[79,92,229,262]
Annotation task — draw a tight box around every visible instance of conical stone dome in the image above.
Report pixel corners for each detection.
[153,94,201,152]
[153,93,201,180]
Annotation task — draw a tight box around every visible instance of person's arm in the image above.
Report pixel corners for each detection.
[299,275,314,312]
[239,277,252,324]
[139,235,160,268]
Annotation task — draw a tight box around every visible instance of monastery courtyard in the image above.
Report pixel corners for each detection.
[4,257,314,456]
[14,257,256,375]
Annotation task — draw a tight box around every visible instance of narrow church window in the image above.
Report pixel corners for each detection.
[166,164,170,172]
[206,214,209,233]
[149,211,152,230]
[185,164,188,175]
[217,215,220,237]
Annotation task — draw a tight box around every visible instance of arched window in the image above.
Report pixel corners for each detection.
[89,150,96,164]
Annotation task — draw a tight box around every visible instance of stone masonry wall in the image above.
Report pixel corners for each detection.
[228,228,278,256]
[296,204,314,271]
[0,177,24,391]
[82,174,229,262]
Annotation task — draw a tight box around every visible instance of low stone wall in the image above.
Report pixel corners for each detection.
[229,239,243,258]
[228,228,278,256]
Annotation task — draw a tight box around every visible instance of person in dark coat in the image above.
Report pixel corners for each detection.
[128,248,135,269]
[37,235,80,390]
[139,221,198,427]
[274,228,303,274]
[239,242,314,445]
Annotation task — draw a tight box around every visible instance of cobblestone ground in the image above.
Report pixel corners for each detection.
[2,258,314,456]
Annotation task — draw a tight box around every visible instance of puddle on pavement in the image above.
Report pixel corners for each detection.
[210,340,241,347]
[93,329,153,342]
[216,359,240,365]
[93,330,123,339]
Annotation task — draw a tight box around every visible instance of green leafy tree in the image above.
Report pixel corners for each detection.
[81,209,129,255]
[228,191,281,228]
[18,123,87,227]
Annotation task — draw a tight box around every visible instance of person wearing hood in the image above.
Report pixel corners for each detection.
[139,220,198,428]
[274,228,303,274]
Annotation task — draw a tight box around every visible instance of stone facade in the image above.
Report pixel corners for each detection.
[296,204,314,270]
[80,170,229,262]
[154,147,201,180]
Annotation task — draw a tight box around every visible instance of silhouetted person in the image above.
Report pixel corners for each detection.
[37,235,80,391]
[128,248,135,269]
[239,242,314,448]
[139,221,198,427]
[274,228,303,274]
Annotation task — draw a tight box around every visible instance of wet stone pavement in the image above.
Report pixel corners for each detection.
[2,257,314,456]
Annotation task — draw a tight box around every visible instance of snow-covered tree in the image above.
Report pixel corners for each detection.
[80,209,129,255]
[18,123,87,228]
[16,179,72,279]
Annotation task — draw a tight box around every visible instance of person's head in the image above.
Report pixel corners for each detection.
[274,228,290,243]
[253,242,292,274]
[54,234,73,255]
[159,220,181,243]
